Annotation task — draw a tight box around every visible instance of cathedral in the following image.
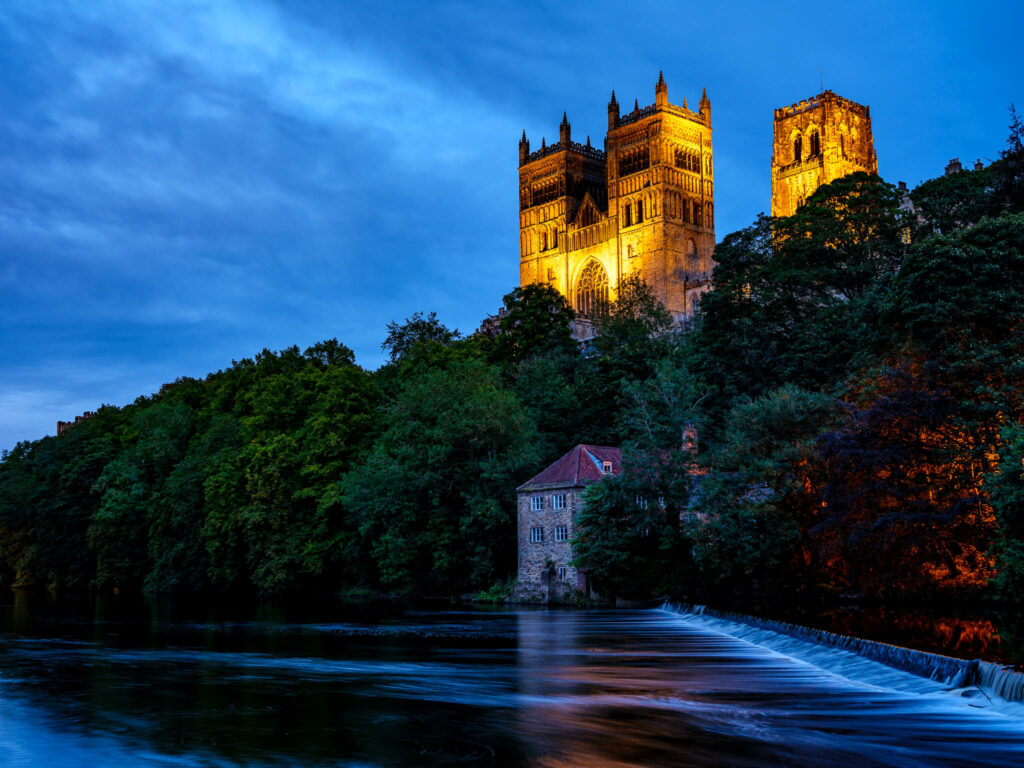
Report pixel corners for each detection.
[770,90,877,217]
[517,79,878,320]
[518,73,715,320]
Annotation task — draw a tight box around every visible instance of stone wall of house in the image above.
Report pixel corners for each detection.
[513,483,586,603]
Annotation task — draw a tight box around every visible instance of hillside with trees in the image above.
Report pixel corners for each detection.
[1,110,1022,606]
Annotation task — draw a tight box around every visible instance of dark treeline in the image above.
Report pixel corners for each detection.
[2,110,1023,604]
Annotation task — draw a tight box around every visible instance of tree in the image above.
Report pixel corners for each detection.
[381,311,460,363]
[691,385,836,599]
[818,367,998,598]
[490,283,577,365]
[340,358,539,594]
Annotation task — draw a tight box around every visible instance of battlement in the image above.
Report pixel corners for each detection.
[521,139,606,167]
[57,410,96,436]
[774,90,870,120]
[616,100,708,128]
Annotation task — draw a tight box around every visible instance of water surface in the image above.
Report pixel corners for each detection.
[1,595,1023,767]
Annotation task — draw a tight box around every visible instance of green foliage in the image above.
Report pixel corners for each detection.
[340,358,539,594]
[692,385,836,597]
[988,425,1024,596]
[491,283,576,364]
[573,457,695,600]
[381,311,460,363]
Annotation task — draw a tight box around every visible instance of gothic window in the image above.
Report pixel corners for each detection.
[552,229,558,248]
[575,260,609,317]
[623,202,632,226]
[794,136,803,163]
[540,231,547,251]
[692,201,701,226]
[688,239,698,261]
[810,131,821,156]
[636,200,644,223]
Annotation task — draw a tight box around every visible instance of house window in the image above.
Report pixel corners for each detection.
[531,496,544,511]
[530,527,544,543]
[636,495,648,509]
[557,566,567,581]
[552,494,566,510]
[554,525,569,542]
[602,460,613,473]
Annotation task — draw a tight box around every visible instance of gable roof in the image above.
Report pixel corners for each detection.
[517,444,621,491]
[571,190,605,224]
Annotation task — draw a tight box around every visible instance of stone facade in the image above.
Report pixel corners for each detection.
[518,73,715,321]
[513,444,621,603]
[770,90,877,218]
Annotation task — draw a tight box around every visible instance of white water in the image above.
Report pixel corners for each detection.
[663,602,1024,709]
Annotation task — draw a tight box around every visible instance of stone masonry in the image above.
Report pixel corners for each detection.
[513,444,621,603]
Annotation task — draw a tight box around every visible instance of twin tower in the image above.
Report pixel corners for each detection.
[518,76,876,318]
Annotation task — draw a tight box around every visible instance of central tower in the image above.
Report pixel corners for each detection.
[518,73,715,319]
[770,90,877,218]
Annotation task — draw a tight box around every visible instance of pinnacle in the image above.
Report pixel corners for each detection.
[561,111,569,125]
[634,98,639,111]
[521,129,527,142]
[657,70,666,87]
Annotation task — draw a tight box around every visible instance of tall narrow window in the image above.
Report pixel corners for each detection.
[794,136,803,163]
[623,202,632,227]
[540,231,547,251]
[530,527,544,543]
[552,229,558,248]
[636,200,644,223]
[575,260,609,317]
[554,526,568,542]
[810,131,820,156]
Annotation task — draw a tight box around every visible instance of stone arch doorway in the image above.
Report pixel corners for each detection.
[575,260,609,317]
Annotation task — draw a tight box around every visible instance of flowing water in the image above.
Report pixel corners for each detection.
[2,594,1024,767]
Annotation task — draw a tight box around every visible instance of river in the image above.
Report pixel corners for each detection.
[1,594,1023,767]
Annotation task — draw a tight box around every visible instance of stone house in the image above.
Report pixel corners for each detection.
[512,444,620,603]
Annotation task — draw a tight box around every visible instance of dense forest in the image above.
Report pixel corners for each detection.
[2,112,1023,605]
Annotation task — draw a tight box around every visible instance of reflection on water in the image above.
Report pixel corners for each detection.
[1,593,1023,767]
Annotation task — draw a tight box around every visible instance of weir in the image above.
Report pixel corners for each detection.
[663,602,1024,704]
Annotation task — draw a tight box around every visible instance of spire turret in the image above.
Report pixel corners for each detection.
[699,87,711,123]
[655,70,667,107]
[559,111,571,145]
[519,129,530,164]
[607,89,619,129]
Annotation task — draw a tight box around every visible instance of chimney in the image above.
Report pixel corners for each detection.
[945,158,962,175]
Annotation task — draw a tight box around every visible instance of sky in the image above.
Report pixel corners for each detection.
[0,0,1020,451]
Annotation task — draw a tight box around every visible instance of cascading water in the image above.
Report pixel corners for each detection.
[662,602,1024,704]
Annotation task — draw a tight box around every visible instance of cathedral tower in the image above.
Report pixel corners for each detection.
[518,74,714,320]
[770,90,877,218]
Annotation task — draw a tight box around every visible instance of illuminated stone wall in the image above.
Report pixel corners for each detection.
[770,90,877,218]
[518,74,715,320]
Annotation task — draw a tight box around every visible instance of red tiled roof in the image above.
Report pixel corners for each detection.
[517,444,621,490]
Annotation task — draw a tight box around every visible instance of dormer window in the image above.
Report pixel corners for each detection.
[602,460,613,473]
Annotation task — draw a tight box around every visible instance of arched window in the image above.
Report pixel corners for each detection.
[688,239,698,260]
[552,229,558,248]
[623,202,632,227]
[810,131,820,156]
[794,136,803,163]
[636,200,644,223]
[540,231,547,251]
[575,260,609,317]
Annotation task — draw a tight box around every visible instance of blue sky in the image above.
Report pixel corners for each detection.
[0,0,1019,450]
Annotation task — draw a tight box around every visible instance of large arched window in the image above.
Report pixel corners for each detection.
[810,131,820,156]
[794,136,803,163]
[575,260,609,317]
